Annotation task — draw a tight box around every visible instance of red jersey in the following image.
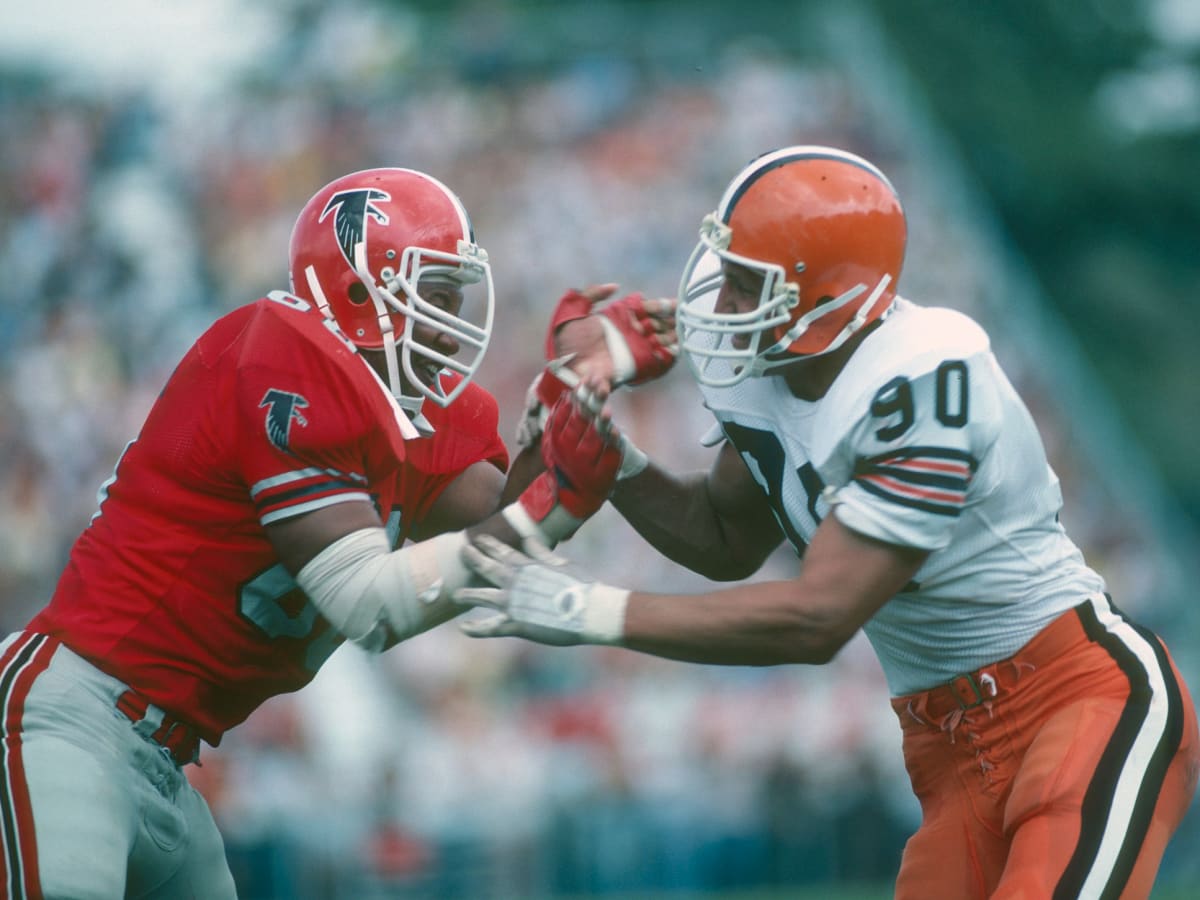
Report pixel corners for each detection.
[29,292,508,745]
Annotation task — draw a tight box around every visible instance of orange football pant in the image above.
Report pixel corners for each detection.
[890,595,1199,899]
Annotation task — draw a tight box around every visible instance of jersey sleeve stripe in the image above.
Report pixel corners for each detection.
[252,465,376,524]
[875,458,973,477]
[250,466,367,499]
[855,474,965,517]
[250,465,372,520]
[864,445,978,470]
[255,476,370,508]
[859,473,966,504]
[862,464,970,491]
[852,447,976,515]
[258,492,374,525]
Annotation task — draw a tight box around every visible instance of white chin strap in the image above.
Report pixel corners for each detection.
[303,264,332,315]
[761,273,892,365]
[351,243,424,415]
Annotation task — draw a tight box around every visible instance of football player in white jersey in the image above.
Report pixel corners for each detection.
[456,146,1199,899]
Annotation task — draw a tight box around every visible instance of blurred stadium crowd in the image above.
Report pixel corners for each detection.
[0,5,1195,897]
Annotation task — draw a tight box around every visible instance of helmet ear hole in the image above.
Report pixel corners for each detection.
[347,282,369,306]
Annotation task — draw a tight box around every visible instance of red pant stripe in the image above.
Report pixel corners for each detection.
[0,633,59,900]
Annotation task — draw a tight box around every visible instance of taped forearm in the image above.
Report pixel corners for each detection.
[295,527,473,652]
[500,499,579,550]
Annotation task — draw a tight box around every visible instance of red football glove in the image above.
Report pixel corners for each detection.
[516,287,676,448]
[514,359,577,448]
[539,384,622,516]
[508,385,623,546]
[544,287,677,386]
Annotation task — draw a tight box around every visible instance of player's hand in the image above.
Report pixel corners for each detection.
[456,534,627,645]
[516,286,673,448]
[540,376,622,516]
[547,284,677,387]
[511,377,623,544]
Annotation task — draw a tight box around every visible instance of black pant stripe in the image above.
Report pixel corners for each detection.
[1054,599,1182,899]
[1105,616,1185,897]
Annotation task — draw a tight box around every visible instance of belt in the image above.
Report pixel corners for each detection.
[116,689,201,766]
[894,599,1099,724]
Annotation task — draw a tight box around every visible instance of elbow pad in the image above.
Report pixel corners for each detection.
[295,527,473,653]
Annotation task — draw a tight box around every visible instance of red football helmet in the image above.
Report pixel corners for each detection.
[288,167,493,412]
[677,146,907,386]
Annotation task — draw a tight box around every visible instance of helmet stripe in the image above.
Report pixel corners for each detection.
[718,145,896,222]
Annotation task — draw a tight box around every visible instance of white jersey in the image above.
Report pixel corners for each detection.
[696,298,1106,694]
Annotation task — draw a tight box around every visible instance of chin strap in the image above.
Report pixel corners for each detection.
[761,274,892,369]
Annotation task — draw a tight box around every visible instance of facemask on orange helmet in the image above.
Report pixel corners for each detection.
[288,167,493,415]
[677,146,906,387]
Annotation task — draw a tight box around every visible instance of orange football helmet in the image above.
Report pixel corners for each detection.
[288,167,493,413]
[677,146,906,386]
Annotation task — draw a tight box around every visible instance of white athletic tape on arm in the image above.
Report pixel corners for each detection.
[501,501,582,550]
[617,434,648,480]
[296,527,474,652]
[579,582,630,644]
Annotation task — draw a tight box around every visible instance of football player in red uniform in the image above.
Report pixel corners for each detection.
[456,147,1199,899]
[0,167,673,898]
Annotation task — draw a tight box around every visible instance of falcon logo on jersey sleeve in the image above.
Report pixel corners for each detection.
[319,188,389,267]
[260,389,309,453]
[853,447,977,516]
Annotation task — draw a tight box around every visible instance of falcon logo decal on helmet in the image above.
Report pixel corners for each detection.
[319,189,390,270]
[259,389,310,453]
[289,168,496,415]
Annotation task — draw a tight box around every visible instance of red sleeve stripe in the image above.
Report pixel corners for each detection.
[873,456,973,477]
[853,446,976,517]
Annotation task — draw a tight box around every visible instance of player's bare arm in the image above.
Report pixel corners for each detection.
[455,511,926,662]
[622,514,926,665]
[411,459,508,541]
[266,499,385,575]
[610,440,783,581]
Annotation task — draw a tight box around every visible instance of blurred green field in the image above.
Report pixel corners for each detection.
[559,884,1200,900]
[558,890,889,900]
[568,889,891,900]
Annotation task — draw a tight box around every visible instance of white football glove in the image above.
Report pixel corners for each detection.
[455,534,628,646]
